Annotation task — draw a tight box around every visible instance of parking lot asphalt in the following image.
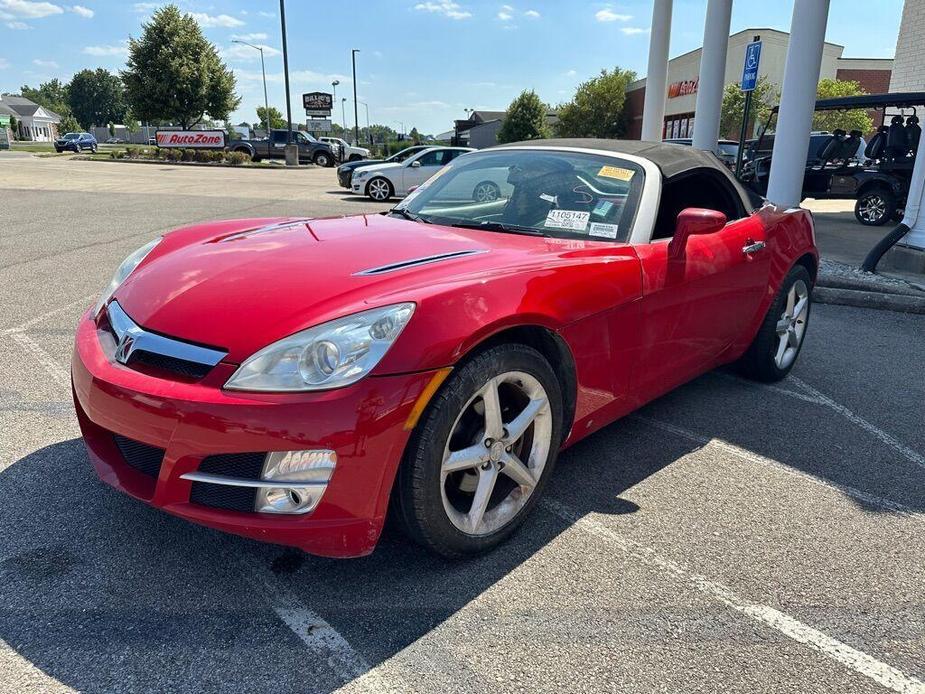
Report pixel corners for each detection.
[1,155,924,694]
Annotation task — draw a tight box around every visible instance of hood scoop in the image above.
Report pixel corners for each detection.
[354,249,488,276]
[217,219,312,243]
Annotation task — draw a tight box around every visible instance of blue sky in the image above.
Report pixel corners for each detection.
[0,0,905,134]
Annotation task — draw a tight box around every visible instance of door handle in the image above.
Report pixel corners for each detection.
[743,240,766,255]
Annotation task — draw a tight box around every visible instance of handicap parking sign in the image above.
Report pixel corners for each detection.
[741,40,762,92]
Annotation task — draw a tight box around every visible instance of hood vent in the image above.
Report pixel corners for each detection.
[218,219,311,243]
[354,249,487,276]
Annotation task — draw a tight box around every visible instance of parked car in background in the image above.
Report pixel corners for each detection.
[148,137,157,146]
[320,136,370,162]
[352,146,475,200]
[55,132,97,153]
[105,137,125,144]
[337,145,431,189]
[228,129,336,166]
[663,138,740,170]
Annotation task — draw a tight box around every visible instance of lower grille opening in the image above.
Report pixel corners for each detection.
[113,435,164,478]
[198,452,266,480]
[131,350,214,380]
[189,483,257,513]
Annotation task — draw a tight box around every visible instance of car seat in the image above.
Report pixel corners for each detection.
[838,130,862,163]
[906,114,921,154]
[886,115,909,160]
[815,130,845,166]
[864,125,889,161]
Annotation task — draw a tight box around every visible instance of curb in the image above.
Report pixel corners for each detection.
[813,286,925,315]
[71,156,323,171]
[816,274,925,297]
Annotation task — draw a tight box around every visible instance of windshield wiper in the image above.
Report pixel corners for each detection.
[389,208,431,224]
[449,220,544,236]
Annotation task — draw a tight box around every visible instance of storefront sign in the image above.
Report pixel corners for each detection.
[668,78,699,99]
[155,130,226,149]
[303,92,333,112]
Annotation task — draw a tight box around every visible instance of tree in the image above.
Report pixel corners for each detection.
[68,68,127,128]
[555,67,637,138]
[124,107,140,140]
[813,79,873,133]
[497,90,551,144]
[9,115,17,139]
[719,75,778,140]
[409,126,421,144]
[256,105,285,131]
[20,79,69,114]
[122,4,240,129]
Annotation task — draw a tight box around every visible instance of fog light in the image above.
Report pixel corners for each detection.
[255,450,336,515]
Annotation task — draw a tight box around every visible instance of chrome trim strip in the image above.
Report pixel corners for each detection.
[354,249,488,276]
[107,301,227,368]
[179,471,328,488]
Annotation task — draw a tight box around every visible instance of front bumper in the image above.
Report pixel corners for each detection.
[337,169,352,188]
[72,310,438,557]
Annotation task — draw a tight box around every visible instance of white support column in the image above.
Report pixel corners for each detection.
[641,0,673,142]
[766,0,830,208]
[691,0,732,153]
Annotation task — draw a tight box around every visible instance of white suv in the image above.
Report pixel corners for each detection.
[320,137,370,162]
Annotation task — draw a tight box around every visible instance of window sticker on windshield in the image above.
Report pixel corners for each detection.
[539,193,557,204]
[593,200,614,217]
[589,222,619,239]
[544,209,590,231]
[597,165,635,181]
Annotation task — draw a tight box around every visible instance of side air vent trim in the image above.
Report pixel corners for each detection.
[354,249,487,276]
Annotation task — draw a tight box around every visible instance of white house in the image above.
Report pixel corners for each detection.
[0,94,62,141]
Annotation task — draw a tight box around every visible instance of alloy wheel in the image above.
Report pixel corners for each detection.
[774,279,809,370]
[858,194,886,224]
[474,182,500,203]
[440,371,552,536]
[368,179,390,201]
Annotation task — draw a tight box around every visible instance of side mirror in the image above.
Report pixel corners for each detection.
[669,208,727,258]
[407,185,419,194]
[410,160,422,168]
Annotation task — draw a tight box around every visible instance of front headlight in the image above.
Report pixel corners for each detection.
[93,238,161,316]
[225,303,415,392]
[354,170,370,179]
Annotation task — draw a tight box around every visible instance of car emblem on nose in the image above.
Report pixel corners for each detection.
[114,329,140,364]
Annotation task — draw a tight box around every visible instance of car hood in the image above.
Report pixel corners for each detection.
[113,214,580,363]
[353,162,401,176]
[339,159,384,171]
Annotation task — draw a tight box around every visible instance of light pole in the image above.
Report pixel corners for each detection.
[341,98,347,133]
[351,49,360,145]
[279,0,296,165]
[233,39,270,136]
[350,100,370,144]
[331,79,339,135]
[397,121,404,139]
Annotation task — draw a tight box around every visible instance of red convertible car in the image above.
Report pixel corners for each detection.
[72,139,817,558]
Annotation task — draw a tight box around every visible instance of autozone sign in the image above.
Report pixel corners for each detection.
[668,78,699,99]
[155,130,226,148]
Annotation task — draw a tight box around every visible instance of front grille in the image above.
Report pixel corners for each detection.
[131,350,214,379]
[189,483,257,513]
[113,435,164,478]
[198,452,266,480]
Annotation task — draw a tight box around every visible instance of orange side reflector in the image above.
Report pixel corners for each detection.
[403,367,453,431]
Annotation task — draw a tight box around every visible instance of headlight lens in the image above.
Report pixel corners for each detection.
[93,238,161,316]
[355,170,370,179]
[225,303,415,392]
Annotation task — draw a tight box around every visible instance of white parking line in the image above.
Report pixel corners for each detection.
[1,294,93,335]
[9,332,70,387]
[542,499,925,694]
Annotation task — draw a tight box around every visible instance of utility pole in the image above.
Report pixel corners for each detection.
[351,49,360,145]
[279,0,297,165]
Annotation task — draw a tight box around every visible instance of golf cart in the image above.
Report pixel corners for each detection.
[740,92,925,226]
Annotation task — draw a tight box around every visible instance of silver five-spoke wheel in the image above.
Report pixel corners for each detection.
[773,278,809,370]
[441,371,552,536]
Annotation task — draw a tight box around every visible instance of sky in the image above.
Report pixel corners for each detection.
[0,0,906,135]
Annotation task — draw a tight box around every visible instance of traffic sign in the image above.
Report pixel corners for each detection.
[741,40,762,92]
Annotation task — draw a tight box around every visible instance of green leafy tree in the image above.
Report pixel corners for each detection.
[59,112,81,134]
[124,108,140,139]
[813,79,873,133]
[497,90,551,144]
[256,105,286,131]
[19,78,81,132]
[555,67,637,138]
[9,115,17,139]
[720,75,778,140]
[68,68,127,128]
[122,4,240,129]
[409,126,421,144]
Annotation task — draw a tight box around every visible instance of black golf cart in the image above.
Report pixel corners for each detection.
[740,92,925,226]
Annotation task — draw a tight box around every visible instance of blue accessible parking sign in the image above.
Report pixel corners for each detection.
[741,40,762,92]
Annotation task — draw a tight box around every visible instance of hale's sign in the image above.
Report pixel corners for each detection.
[302,92,333,112]
[741,40,762,92]
[155,130,226,149]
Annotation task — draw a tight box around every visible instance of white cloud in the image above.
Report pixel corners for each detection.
[190,11,244,28]
[258,10,274,18]
[132,2,155,12]
[566,69,577,77]
[33,58,58,67]
[620,26,648,35]
[231,32,267,41]
[413,1,471,20]
[0,0,63,19]
[223,43,281,61]
[69,4,92,17]
[497,4,512,20]
[524,8,539,18]
[82,41,129,56]
[0,58,10,69]
[595,8,631,22]
[234,68,350,86]
[5,19,30,27]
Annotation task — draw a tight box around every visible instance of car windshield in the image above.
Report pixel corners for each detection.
[62,133,79,140]
[390,147,422,162]
[718,142,738,158]
[396,149,644,242]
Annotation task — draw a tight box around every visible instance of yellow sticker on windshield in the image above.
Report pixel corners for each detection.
[597,165,635,181]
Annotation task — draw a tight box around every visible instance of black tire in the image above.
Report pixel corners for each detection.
[735,264,812,383]
[348,153,363,162]
[472,180,502,203]
[365,176,394,201]
[91,144,97,153]
[313,151,332,167]
[855,188,896,226]
[394,343,563,558]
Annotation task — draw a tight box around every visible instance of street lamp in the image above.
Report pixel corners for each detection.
[350,100,370,144]
[351,49,360,145]
[232,39,270,137]
[279,0,296,165]
[397,121,404,138]
[331,79,339,135]
[341,97,348,133]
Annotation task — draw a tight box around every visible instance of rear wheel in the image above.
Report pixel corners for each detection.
[366,176,393,201]
[855,188,896,226]
[472,180,502,202]
[736,265,812,382]
[395,344,563,557]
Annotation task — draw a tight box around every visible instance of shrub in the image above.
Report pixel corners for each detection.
[125,146,139,159]
[227,151,250,166]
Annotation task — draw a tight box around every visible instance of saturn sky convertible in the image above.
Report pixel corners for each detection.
[72,139,817,558]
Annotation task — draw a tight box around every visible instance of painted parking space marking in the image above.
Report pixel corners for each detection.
[10,332,70,387]
[542,499,925,694]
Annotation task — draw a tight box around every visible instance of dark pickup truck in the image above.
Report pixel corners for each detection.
[228,129,336,166]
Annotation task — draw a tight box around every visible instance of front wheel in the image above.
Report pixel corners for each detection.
[348,153,363,162]
[855,188,896,226]
[313,151,332,167]
[736,264,812,382]
[366,177,393,201]
[472,180,502,203]
[394,344,563,557]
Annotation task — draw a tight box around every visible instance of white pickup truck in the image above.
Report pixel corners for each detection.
[320,137,370,162]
